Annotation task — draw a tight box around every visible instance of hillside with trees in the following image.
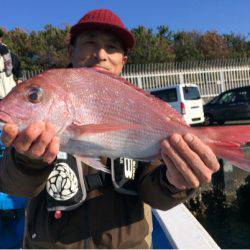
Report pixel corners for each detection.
[1,25,250,71]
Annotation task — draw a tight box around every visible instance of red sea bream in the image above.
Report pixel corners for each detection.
[0,68,250,171]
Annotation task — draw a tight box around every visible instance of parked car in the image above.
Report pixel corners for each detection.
[150,84,205,125]
[203,85,250,125]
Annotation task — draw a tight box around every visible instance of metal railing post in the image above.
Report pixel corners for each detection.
[179,73,184,85]
[219,70,226,92]
[137,76,143,89]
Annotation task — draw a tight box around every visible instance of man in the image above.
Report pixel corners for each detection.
[0,9,219,249]
[0,29,23,99]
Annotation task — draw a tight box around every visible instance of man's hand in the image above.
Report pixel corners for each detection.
[1,121,60,164]
[161,133,220,190]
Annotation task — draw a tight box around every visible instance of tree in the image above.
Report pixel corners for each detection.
[199,31,229,59]
[2,25,70,71]
[173,31,204,61]
[128,26,175,64]
[224,33,250,58]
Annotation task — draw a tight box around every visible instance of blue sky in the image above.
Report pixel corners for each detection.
[1,0,250,37]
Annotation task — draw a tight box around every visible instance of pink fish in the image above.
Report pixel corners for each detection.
[0,68,250,171]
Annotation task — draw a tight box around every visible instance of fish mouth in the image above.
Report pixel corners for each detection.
[0,111,14,124]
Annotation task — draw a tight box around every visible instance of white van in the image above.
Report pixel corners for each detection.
[150,84,205,125]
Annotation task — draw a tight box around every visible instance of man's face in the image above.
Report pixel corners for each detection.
[69,30,128,75]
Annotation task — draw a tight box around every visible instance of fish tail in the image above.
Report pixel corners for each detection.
[194,125,250,171]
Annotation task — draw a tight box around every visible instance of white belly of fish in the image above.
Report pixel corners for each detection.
[61,128,166,160]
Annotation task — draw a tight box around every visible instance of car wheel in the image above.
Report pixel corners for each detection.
[204,114,213,126]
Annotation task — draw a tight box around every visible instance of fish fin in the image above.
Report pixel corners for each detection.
[69,122,142,136]
[75,155,111,174]
[94,69,188,126]
[193,125,250,171]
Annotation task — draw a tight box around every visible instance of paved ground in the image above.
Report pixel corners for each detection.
[224,120,250,125]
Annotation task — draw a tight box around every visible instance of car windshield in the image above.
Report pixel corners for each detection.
[183,86,201,100]
[151,88,178,102]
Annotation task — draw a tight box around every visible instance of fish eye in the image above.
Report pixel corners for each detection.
[27,87,43,103]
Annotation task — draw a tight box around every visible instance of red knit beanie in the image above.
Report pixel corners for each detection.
[70,9,136,52]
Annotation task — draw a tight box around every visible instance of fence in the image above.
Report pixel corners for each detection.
[23,58,250,102]
[122,58,250,102]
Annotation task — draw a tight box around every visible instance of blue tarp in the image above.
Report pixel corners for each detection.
[0,193,27,210]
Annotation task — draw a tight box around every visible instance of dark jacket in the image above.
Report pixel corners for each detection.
[0,148,194,249]
[11,53,23,80]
